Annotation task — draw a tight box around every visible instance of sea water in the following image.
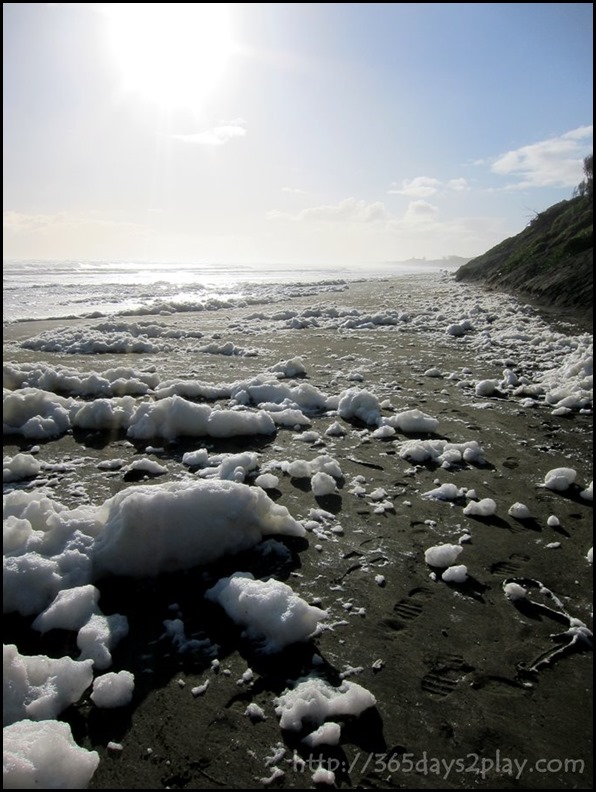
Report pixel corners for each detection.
[3,258,460,323]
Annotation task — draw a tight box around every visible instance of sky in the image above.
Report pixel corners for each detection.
[3,2,593,266]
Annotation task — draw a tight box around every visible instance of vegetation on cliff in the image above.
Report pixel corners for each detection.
[455,155,593,320]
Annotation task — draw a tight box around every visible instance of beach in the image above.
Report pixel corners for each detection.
[4,271,593,790]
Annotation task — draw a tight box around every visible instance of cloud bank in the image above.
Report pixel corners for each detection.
[491,125,593,189]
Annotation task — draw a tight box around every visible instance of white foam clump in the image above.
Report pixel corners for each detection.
[90,670,134,708]
[372,424,396,439]
[446,320,472,336]
[3,360,158,397]
[232,375,331,414]
[325,421,347,437]
[254,473,280,490]
[4,480,304,622]
[396,439,484,466]
[270,357,307,378]
[3,719,99,789]
[500,369,519,389]
[20,320,187,355]
[441,565,468,584]
[587,548,593,564]
[382,409,439,434]
[5,388,290,442]
[268,408,311,427]
[245,702,267,721]
[93,480,305,577]
[76,613,129,670]
[421,483,463,501]
[3,388,74,439]
[297,430,322,444]
[311,472,337,497]
[274,676,376,731]
[282,454,343,480]
[205,573,327,653]
[127,396,276,440]
[197,451,259,482]
[302,721,342,747]
[463,498,497,517]
[539,341,593,411]
[32,585,100,633]
[369,488,387,502]
[312,767,336,785]
[3,490,97,617]
[3,644,93,726]
[124,458,168,476]
[3,453,41,483]
[508,502,532,519]
[181,449,210,467]
[542,467,577,491]
[580,481,593,501]
[475,379,499,397]
[503,582,528,601]
[72,397,136,432]
[337,388,381,425]
[424,544,463,568]
[96,458,125,471]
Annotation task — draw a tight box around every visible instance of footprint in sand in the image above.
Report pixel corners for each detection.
[390,585,434,628]
[421,653,474,698]
[488,553,530,576]
[380,586,434,633]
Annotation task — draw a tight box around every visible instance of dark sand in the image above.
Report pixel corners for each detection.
[4,276,593,789]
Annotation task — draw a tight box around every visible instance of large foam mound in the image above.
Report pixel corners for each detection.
[3,719,99,789]
[92,480,305,577]
[4,644,93,727]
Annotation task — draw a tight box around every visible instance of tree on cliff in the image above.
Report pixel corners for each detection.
[574,153,593,198]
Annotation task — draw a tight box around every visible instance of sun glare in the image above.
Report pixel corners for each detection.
[105,3,233,110]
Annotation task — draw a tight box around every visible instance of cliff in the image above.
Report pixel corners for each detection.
[455,195,592,323]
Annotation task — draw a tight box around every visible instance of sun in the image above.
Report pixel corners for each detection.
[104,3,233,110]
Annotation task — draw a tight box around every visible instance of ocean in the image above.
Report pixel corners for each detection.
[2,258,462,323]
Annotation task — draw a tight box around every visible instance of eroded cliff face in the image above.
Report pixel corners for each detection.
[455,196,593,324]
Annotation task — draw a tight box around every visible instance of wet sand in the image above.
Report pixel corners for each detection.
[4,275,593,789]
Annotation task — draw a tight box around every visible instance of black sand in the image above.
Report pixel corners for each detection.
[4,276,593,789]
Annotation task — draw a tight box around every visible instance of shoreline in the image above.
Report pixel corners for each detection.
[4,273,593,789]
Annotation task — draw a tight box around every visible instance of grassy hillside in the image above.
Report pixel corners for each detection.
[455,195,592,322]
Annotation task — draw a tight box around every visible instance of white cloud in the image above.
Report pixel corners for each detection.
[3,210,149,259]
[266,194,508,261]
[268,197,437,229]
[172,124,247,146]
[562,125,593,141]
[3,210,146,235]
[269,197,389,224]
[282,187,308,194]
[4,210,54,233]
[400,200,440,224]
[491,125,593,189]
[388,176,441,197]
[388,176,470,196]
[447,178,469,191]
